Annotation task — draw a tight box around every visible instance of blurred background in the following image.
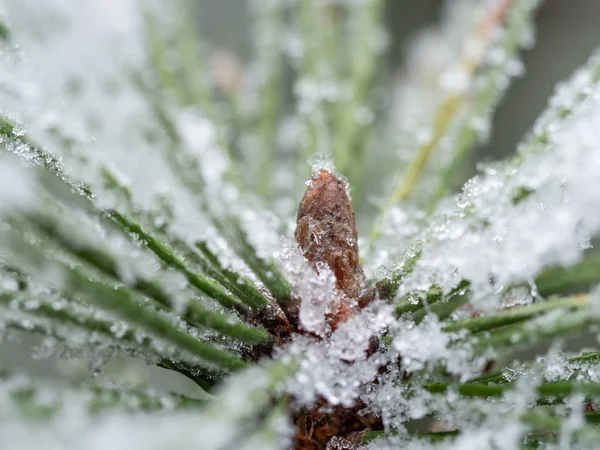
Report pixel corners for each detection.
[196,0,600,166]
[2,0,600,390]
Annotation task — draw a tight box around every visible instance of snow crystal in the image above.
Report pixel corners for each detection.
[276,237,340,336]
[539,347,573,382]
[0,0,231,254]
[309,153,340,180]
[386,64,600,310]
[392,317,457,374]
[283,302,396,407]
[0,367,293,450]
[374,0,539,219]
[2,1,600,449]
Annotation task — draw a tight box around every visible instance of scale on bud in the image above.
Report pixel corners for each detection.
[295,170,366,330]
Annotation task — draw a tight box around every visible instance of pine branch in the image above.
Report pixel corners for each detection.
[444,295,588,334]
[5,2,600,449]
[426,0,540,213]
[24,211,269,344]
[0,369,206,417]
[3,226,248,371]
[368,0,540,248]
[466,305,597,355]
[132,78,292,305]
[371,44,600,309]
[0,115,255,313]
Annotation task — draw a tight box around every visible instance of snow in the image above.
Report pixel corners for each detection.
[277,236,340,336]
[0,368,292,450]
[390,68,600,309]
[2,0,600,449]
[283,302,396,407]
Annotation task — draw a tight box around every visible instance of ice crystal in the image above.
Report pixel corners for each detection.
[390,62,600,309]
[276,237,337,335]
[284,302,395,407]
[3,0,600,448]
[0,367,292,450]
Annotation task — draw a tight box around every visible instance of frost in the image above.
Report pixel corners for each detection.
[283,302,395,407]
[539,347,573,382]
[309,153,340,180]
[387,69,600,309]
[501,286,534,309]
[392,317,461,374]
[276,237,340,336]
[0,366,293,450]
[0,0,229,252]
[2,0,600,448]
[373,0,540,226]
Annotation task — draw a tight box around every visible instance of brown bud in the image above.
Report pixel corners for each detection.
[295,170,366,328]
